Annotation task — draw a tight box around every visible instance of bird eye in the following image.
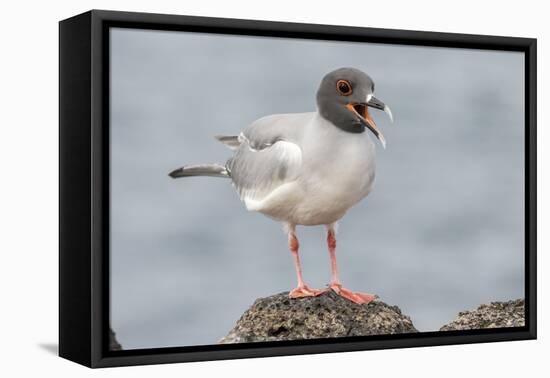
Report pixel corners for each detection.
[336,80,352,96]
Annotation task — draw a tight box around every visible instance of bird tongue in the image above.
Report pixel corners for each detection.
[354,103,374,125]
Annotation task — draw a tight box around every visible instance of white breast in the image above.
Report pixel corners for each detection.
[253,113,376,225]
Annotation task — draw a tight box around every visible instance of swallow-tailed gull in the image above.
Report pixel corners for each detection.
[170,67,393,304]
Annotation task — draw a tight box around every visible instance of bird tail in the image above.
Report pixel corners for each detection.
[169,163,230,179]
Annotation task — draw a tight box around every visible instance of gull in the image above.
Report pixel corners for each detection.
[169,67,393,304]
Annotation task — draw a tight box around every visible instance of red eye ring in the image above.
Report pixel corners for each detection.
[336,80,352,96]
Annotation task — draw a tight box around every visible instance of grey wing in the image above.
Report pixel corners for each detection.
[214,114,305,151]
[222,112,312,206]
[239,113,308,149]
[227,137,302,206]
[214,135,242,150]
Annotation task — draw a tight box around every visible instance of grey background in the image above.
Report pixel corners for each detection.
[110,28,524,350]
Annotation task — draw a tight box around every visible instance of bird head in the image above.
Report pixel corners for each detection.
[316,67,393,148]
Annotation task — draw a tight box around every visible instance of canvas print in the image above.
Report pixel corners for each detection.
[109,28,525,350]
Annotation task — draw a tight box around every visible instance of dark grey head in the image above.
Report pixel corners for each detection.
[316,67,393,147]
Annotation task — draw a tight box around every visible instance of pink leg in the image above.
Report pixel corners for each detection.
[287,225,322,299]
[324,224,377,304]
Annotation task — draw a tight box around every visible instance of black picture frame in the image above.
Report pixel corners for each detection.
[59,9,537,368]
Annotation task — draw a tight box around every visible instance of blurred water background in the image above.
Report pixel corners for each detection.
[110,28,524,349]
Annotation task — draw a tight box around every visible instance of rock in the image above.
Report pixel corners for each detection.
[220,290,417,343]
[110,328,123,351]
[440,299,525,331]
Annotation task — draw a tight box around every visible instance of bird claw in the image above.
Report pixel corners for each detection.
[289,285,323,299]
[326,284,378,304]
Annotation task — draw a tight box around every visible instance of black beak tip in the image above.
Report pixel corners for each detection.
[169,168,182,178]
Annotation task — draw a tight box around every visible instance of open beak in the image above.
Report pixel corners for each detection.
[346,96,393,149]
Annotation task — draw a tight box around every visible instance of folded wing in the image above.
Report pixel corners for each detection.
[227,135,302,208]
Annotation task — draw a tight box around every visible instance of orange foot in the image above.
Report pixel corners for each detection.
[327,284,378,304]
[289,285,323,299]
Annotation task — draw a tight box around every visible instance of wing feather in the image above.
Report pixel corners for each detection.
[224,112,314,210]
[228,139,302,207]
[214,135,242,150]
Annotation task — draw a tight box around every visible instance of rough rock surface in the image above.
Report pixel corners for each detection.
[110,328,123,351]
[220,290,417,343]
[440,299,525,331]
